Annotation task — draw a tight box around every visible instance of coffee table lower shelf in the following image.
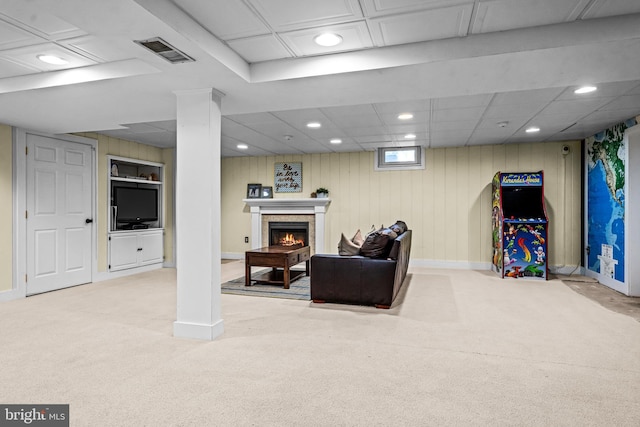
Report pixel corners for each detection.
[251,269,306,285]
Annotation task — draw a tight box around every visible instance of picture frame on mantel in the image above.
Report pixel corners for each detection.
[274,162,302,193]
[247,183,262,199]
[261,186,273,198]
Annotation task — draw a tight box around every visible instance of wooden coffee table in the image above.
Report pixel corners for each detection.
[245,245,310,289]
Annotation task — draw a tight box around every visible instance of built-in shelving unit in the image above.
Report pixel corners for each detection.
[108,156,164,272]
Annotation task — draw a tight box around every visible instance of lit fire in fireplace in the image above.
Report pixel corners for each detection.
[278,233,304,246]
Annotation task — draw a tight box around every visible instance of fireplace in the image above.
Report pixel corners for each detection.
[269,221,309,247]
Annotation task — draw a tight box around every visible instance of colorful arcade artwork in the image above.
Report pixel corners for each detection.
[492,171,549,280]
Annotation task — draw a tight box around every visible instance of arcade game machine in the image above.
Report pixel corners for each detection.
[492,171,548,279]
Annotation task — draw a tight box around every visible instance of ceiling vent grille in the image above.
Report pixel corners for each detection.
[134,37,194,64]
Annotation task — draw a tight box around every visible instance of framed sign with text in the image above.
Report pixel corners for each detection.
[274,162,302,193]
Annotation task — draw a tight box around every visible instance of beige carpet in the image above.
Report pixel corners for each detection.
[1,262,640,426]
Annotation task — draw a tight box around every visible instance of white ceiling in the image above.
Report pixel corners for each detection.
[1,0,640,157]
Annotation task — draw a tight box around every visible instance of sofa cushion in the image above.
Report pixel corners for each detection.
[351,229,364,246]
[338,233,362,256]
[360,231,393,258]
[390,220,408,234]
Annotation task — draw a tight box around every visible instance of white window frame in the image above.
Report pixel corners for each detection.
[374,146,425,171]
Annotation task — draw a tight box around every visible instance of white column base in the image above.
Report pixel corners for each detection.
[173,319,224,341]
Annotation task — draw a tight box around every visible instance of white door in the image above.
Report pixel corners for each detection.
[26,134,93,295]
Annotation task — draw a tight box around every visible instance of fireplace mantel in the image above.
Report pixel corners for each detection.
[243,198,331,253]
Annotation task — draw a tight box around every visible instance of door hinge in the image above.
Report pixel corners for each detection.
[25,146,28,156]
[25,210,28,219]
[108,264,111,270]
[25,274,27,282]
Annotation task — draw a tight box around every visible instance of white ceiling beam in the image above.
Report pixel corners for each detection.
[250,13,640,83]
[133,0,251,82]
[0,58,160,94]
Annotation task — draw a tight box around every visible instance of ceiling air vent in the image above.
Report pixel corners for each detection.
[134,37,194,64]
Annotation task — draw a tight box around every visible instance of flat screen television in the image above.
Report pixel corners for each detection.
[114,187,158,224]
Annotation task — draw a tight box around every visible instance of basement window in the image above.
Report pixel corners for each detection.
[374,146,425,171]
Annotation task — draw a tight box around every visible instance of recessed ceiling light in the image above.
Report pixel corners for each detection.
[330,138,342,144]
[525,126,541,133]
[306,122,321,128]
[497,121,509,128]
[37,54,69,65]
[404,133,417,139]
[237,144,248,150]
[574,85,597,94]
[313,33,343,47]
[398,113,414,120]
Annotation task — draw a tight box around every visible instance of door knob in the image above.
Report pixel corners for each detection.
[85,218,93,224]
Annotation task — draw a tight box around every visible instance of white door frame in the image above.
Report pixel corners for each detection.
[12,128,97,299]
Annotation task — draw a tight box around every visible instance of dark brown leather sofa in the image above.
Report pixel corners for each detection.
[310,230,412,309]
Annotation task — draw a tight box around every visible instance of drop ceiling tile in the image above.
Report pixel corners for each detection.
[581,0,640,19]
[471,0,591,34]
[325,114,384,128]
[227,34,292,63]
[536,98,615,118]
[368,4,473,46]
[386,124,428,134]
[278,21,373,56]
[0,42,96,71]
[270,108,330,129]
[491,88,564,106]
[361,0,471,17]
[175,0,270,40]
[556,80,640,100]
[0,10,86,41]
[0,18,44,49]
[248,0,363,31]
[0,56,38,78]
[432,93,492,110]
[65,36,140,62]
[320,103,379,117]
[599,94,640,111]
[430,120,477,131]
[225,112,279,126]
[475,116,528,130]
[373,99,429,114]
[345,126,391,139]
[352,134,393,143]
[432,106,485,122]
[378,112,428,127]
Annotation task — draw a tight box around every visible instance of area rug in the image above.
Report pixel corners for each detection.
[221,269,310,301]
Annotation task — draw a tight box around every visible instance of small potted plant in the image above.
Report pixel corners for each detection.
[316,187,329,198]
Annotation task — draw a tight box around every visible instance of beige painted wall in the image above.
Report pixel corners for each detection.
[0,125,12,291]
[76,133,175,272]
[222,140,582,269]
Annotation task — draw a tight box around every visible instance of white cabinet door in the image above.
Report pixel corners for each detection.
[109,230,163,271]
[109,233,140,271]
[139,231,164,265]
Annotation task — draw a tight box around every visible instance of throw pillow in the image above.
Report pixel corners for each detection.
[380,227,398,240]
[360,231,393,259]
[351,229,364,246]
[338,233,361,256]
[390,220,408,234]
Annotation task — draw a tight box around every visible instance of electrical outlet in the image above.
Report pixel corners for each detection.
[244,236,249,243]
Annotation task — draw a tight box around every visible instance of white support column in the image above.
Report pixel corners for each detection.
[314,204,326,254]
[250,205,261,249]
[173,88,224,340]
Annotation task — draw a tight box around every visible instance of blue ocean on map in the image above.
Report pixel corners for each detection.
[587,160,625,282]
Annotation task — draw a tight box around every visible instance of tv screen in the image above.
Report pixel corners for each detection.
[114,187,158,223]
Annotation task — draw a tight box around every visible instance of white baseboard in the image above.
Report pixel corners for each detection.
[222,252,244,260]
[93,263,163,282]
[0,288,25,302]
